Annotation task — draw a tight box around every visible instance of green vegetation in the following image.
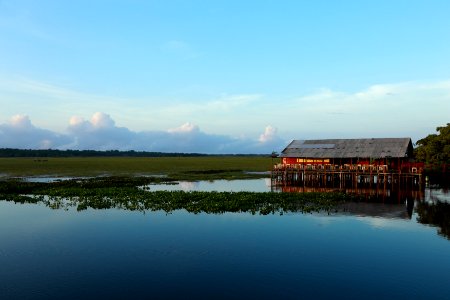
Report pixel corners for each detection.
[0,177,349,214]
[0,156,278,179]
[415,123,450,166]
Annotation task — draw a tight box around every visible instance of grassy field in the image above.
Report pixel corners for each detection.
[0,156,279,179]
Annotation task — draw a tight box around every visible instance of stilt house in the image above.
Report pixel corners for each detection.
[279,138,419,172]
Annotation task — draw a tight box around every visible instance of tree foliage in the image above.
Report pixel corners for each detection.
[415,123,450,164]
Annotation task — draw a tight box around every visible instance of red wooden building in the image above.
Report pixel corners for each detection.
[279,138,422,173]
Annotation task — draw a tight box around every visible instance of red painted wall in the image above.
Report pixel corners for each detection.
[282,158,330,165]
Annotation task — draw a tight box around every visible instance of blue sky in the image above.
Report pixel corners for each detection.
[1,0,449,153]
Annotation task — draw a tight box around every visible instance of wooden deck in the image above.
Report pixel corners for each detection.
[271,164,424,190]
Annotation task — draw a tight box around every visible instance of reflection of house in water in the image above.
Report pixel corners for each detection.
[271,138,427,220]
[337,201,415,219]
[274,186,424,203]
[271,138,450,238]
[272,138,424,190]
[273,185,421,219]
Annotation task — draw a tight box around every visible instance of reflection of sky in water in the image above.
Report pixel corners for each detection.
[1,179,450,299]
[1,200,450,299]
[24,177,82,183]
[148,179,449,203]
[426,188,450,203]
[149,179,272,192]
[312,214,421,232]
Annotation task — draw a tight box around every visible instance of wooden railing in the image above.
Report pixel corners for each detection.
[273,163,425,174]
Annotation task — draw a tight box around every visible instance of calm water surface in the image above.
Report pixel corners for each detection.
[145,178,273,192]
[1,179,450,299]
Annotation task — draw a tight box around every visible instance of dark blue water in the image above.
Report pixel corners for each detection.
[1,196,450,300]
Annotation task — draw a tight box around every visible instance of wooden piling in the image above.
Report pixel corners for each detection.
[271,163,424,192]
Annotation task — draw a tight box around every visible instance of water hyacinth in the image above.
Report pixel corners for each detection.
[0,177,350,214]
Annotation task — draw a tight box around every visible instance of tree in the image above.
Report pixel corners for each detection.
[415,123,450,165]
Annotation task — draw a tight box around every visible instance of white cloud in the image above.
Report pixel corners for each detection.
[69,116,84,127]
[1,75,449,146]
[0,75,146,133]
[0,75,267,135]
[91,112,115,128]
[259,125,277,143]
[295,80,450,113]
[167,122,199,133]
[0,113,282,154]
[67,112,135,151]
[68,113,119,133]
[0,114,71,149]
[9,114,33,130]
[281,80,450,140]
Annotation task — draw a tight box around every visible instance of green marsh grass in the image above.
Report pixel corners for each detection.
[0,156,278,179]
[0,157,349,215]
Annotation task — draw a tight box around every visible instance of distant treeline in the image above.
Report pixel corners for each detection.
[0,148,265,158]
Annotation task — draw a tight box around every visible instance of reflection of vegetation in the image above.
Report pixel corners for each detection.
[415,200,450,240]
[0,177,349,215]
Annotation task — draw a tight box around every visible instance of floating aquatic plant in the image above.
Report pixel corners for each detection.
[0,176,349,214]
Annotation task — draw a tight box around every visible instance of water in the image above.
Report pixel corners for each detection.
[1,179,450,299]
[23,176,84,183]
[145,178,272,192]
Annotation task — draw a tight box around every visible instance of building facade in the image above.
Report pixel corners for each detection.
[279,138,420,173]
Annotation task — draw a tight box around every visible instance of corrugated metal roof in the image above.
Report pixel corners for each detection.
[281,138,412,158]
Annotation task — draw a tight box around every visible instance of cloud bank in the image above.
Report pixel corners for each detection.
[0,113,284,154]
[1,78,449,149]
[1,76,449,142]
[0,115,72,149]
